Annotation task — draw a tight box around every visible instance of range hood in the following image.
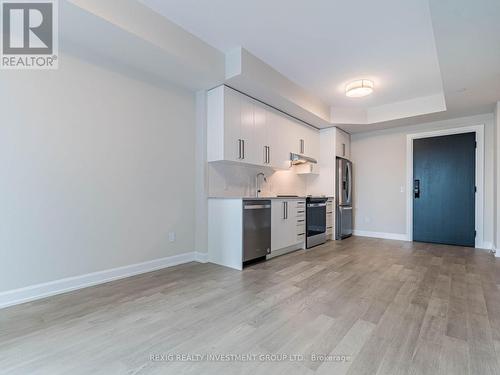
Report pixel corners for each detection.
[290,152,317,165]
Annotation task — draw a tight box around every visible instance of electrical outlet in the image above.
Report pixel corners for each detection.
[168,232,176,242]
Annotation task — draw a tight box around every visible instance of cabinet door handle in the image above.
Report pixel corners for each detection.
[342,143,346,157]
[283,201,286,219]
[238,139,242,159]
[242,140,245,159]
[300,139,304,154]
[267,146,271,164]
[263,146,267,164]
[285,201,288,219]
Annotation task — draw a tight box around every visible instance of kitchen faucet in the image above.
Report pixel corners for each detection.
[255,173,267,197]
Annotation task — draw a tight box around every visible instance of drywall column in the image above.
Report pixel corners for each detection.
[495,102,500,256]
[194,90,208,258]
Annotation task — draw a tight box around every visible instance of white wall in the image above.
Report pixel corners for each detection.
[0,53,196,292]
[194,91,209,255]
[495,102,500,254]
[351,130,407,235]
[351,113,495,246]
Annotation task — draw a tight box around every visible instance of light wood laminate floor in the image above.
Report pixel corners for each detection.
[1,237,500,375]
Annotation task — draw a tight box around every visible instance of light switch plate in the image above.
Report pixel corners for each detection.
[168,232,176,242]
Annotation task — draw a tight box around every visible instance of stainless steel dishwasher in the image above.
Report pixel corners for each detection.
[243,200,271,265]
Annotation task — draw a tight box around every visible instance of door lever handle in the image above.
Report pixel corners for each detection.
[414,179,420,198]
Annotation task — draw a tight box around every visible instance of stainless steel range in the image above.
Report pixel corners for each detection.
[306,197,328,248]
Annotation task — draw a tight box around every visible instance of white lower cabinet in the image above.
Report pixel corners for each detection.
[271,199,305,251]
[207,198,313,270]
[326,198,334,239]
[296,200,306,242]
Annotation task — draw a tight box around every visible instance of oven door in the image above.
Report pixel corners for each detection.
[306,202,327,248]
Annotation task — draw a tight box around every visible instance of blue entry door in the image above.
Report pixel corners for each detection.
[413,132,476,247]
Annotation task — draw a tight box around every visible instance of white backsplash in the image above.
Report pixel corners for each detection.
[208,162,318,197]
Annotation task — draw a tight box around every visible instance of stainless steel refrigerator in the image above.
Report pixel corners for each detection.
[336,157,353,239]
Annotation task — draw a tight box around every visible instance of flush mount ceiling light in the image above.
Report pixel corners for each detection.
[345,79,374,98]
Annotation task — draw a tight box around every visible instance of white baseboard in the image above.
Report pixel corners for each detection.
[353,232,498,254]
[480,241,493,250]
[353,230,408,241]
[266,243,303,260]
[194,251,208,263]
[0,251,203,310]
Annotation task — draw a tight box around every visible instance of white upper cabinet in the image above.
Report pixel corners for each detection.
[266,109,294,170]
[252,98,269,166]
[239,95,261,165]
[287,118,319,162]
[207,86,258,164]
[207,85,240,163]
[207,85,320,169]
[335,128,351,159]
[288,119,303,155]
[223,87,242,162]
[301,125,320,161]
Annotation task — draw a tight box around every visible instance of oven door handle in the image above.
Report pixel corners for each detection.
[244,204,271,210]
[307,203,327,207]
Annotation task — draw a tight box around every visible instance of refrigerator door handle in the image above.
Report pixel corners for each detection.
[346,161,352,204]
[337,159,343,205]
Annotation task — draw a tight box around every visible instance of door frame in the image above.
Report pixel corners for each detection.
[406,125,484,248]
